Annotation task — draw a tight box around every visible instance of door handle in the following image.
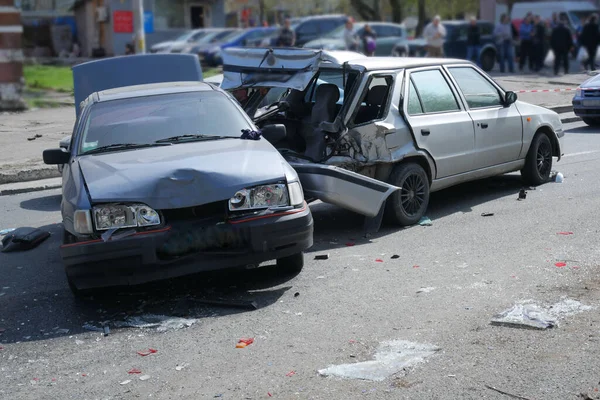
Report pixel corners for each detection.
[421,129,430,136]
[481,123,488,129]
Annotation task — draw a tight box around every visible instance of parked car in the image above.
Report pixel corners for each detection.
[572,74,600,126]
[394,20,498,72]
[43,54,313,295]
[201,27,278,66]
[180,28,239,55]
[221,48,564,227]
[292,15,348,47]
[150,29,208,53]
[169,28,225,53]
[304,22,409,56]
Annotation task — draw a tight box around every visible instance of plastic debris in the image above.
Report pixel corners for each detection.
[314,254,330,260]
[268,393,272,397]
[236,338,254,348]
[318,340,440,381]
[139,375,151,381]
[55,328,69,334]
[557,232,573,235]
[481,212,495,217]
[137,348,158,357]
[175,363,189,371]
[286,371,296,377]
[518,189,527,200]
[416,287,436,294]
[418,216,432,226]
[103,325,110,336]
[113,314,197,332]
[554,172,564,183]
[391,255,400,259]
[413,265,420,268]
[128,368,142,374]
[555,262,567,268]
[375,259,383,263]
[120,380,131,385]
[491,299,592,330]
[1,227,50,253]
[0,228,16,236]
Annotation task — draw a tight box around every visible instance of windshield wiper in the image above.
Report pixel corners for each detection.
[84,143,172,155]
[155,134,235,143]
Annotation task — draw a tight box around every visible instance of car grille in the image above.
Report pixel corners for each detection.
[161,201,227,223]
[583,89,600,98]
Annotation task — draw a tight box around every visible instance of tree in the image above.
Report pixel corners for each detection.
[259,0,265,24]
[388,0,403,23]
[349,0,381,21]
[416,0,426,36]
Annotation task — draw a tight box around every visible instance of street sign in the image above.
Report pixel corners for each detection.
[113,10,133,33]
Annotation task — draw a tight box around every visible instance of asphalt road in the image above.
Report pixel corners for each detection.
[1,121,600,399]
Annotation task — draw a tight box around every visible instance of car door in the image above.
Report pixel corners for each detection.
[372,25,402,55]
[446,65,523,168]
[403,68,476,178]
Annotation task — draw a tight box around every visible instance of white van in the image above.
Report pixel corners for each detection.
[509,1,598,30]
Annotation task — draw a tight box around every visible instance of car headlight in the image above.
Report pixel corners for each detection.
[92,203,160,231]
[229,184,290,211]
[74,210,93,235]
[288,181,304,207]
[576,88,582,97]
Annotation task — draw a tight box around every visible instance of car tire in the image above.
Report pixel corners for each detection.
[521,132,553,186]
[277,252,304,274]
[385,162,430,226]
[481,49,496,72]
[582,117,600,126]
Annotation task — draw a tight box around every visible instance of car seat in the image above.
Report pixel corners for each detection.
[302,83,340,161]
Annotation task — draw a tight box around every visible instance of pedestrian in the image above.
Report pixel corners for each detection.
[276,17,296,47]
[424,15,446,57]
[495,14,515,73]
[519,13,535,72]
[361,24,377,56]
[579,13,599,71]
[577,16,587,71]
[551,12,559,29]
[551,18,574,75]
[344,18,359,51]
[466,16,481,66]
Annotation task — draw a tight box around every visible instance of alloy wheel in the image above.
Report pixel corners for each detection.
[400,173,426,216]
[536,141,552,177]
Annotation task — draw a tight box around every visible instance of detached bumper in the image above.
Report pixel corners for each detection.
[61,206,313,289]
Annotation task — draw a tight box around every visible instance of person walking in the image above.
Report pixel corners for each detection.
[344,18,359,51]
[466,17,481,66]
[424,16,447,57]
[361,24,377,56]
[580,14,600,71]
[276,17,296,47]
[495,14,515,73]
[551,19,574,75]
[531,15,546,71]
[519,13,535,72]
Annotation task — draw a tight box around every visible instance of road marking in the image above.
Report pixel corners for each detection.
[563,150,599,157]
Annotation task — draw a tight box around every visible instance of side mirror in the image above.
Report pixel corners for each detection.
[261,124,287,144]
[43,148,70,165]
[504,91,517,106]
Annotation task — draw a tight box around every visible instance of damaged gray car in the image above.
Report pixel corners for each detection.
[221,48,564,227]
[43,55,313,295]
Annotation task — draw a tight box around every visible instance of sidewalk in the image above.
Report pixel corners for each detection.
[0,72,584,189]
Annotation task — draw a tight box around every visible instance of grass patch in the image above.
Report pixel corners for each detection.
[203,68,220,78]
[24,65,74,93]
[25,98,68,109]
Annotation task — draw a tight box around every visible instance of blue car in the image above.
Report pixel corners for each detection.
[572,74,600,126]
[42,54,313,295]
[201,27,278,66]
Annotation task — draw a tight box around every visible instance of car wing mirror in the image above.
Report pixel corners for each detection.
[261,124,287,144]
[43,148,70,165]
[504,91,518,106]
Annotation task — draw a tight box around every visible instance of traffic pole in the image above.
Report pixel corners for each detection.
[0,0,25,110]
[132,0,146,54]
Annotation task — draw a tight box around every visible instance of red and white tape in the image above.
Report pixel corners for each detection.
[515,88,577,93]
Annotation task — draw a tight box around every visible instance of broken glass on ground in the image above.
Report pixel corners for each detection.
[113,314,197,332]
[318,340,440,381]
[491,298,593,330]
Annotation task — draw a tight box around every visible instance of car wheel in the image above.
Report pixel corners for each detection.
[521,133,553,186]
[481,49,496,72]
[385,162,430,226]
[277,252,304,274]
[582,117,600,126]
[392,47,406,57]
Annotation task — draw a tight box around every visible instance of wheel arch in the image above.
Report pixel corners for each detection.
[535,125,561,160]
[394,155,434,185]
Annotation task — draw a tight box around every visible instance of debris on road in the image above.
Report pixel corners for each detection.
[137,348,158,357]
[345,242,356,247]
[314,254,330,260]
[555,262,567,268]
[175,363,189,371]
[557,232,574,235]
[491,299,593,330]
[139,375,151,381]
[481,212,495,217]
[318,340,440,381]
[418,216,432,226]
[485,384,532,400]
[114,314,197,332]
[518,189,527,201]
[416,287,436,294]
[0,228,15,235]
[1,227,50,253]
[236,338,254,348]
[120,380,131,385]
[391,255,400,259]
[375,258,383,263]
[286,371,296,377]
[83,323,109,336]
[128,368,142,374]
[554,172,564,183]
[294,292,300,297]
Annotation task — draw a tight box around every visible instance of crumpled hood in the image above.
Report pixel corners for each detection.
[78,139,289,210]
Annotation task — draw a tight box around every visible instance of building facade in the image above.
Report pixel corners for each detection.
[0,0,25,110]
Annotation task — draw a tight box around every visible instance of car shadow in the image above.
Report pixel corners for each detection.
[566,125,600,134]
[19,193,62,212]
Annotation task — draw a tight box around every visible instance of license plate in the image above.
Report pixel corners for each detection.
[583,99,600,107]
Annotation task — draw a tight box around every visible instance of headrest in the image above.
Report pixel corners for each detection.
[367,85,388,106]
[315,84,340,103]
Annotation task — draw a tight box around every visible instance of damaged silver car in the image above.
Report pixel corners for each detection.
[222,48,565,226]
[43,54,313,295]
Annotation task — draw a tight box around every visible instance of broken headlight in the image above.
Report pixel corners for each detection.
[229,184,290,211]
[92,204,161,231]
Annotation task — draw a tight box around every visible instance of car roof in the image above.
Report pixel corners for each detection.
[296,14,346,22]
[95,81,216,103]
[347,56,471,71]
[442,20,493,25]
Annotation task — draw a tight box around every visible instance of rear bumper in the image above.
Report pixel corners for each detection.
[61,206,313,289]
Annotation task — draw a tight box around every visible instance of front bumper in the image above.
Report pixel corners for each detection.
[572,98,600,118]
[61,205,313,289]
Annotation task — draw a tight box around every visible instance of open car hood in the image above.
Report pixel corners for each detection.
[221,48,365,91]
[73,54,203,117]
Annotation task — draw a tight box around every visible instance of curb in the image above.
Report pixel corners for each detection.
[0,167,61,185]
[548,104,573,114]
[0,178,62,196]
[561,116,582,124]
